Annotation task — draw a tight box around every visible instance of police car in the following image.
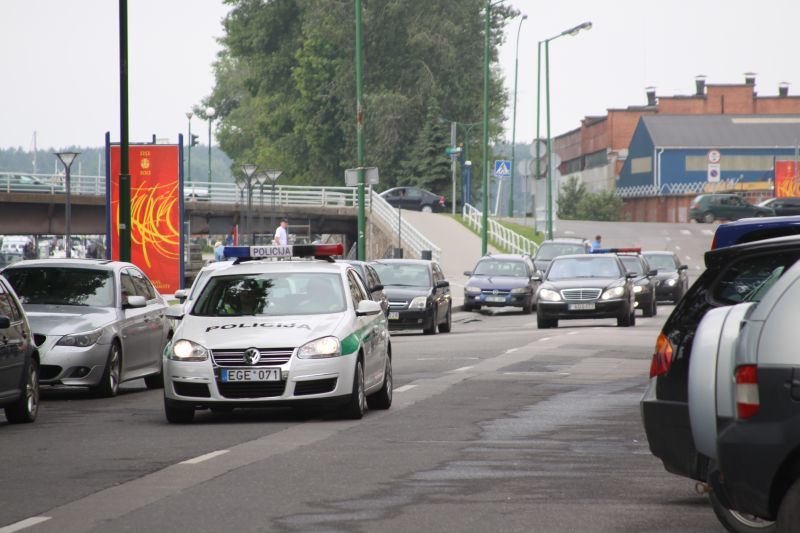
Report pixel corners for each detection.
[162,244,392,423]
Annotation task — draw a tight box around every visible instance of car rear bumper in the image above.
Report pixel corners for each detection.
[537,299,627,320]
[387,308,434,330]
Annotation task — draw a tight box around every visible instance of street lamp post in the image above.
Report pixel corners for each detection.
[538,21,592,239]
[55,151,80,258]
[241,164,258,245]
[509,14,527,217]
[186,112,193,182]
[265,170,283,229]
[206,107,216,199]
[355,0,366,261]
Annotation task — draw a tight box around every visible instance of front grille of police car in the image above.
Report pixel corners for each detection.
[211,348,294,367]
[561,288,602,301]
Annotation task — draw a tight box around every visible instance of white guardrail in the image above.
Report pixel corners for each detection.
[462,203,539,256]
[370,190,441,263]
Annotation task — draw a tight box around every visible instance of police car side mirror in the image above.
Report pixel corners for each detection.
[435,280,450,289]
[356,300,382,317]
[370,284,384,293]
[174,289,188,303]
[124,295,147,309]
[165,304,185,320]
[0,315,9,329]
[678,265,689,271]
[625,272,638,279]
[531,275,542,282]
[463,270,472,276]
[647,269,658,277]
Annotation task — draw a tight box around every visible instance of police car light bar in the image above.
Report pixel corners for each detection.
[590,247,641,254]
[223,244,344,261]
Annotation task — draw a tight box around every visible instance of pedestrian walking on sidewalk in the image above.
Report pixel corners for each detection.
[273,218,289,246]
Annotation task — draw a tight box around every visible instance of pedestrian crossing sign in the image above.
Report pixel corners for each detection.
[494,160,511,178]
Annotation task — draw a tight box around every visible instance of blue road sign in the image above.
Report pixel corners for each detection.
[494,160,511,178]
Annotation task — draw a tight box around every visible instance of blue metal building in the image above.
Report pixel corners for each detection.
[617,115,800,194]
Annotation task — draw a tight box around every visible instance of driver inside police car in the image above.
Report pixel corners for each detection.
[221,279,267,315]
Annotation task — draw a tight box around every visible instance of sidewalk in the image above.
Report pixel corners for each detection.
[398,211,499,307]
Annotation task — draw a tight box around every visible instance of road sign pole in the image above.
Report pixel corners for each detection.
[545,40,553,240]
[481,1,491,256]
[451,121,457,215]
[118,0,131,262]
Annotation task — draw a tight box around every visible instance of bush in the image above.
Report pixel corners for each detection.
[558,177,623,221]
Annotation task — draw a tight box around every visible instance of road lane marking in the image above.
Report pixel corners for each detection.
[680,229,691,235]
[665,236,672,241]
[179,450,230,465]
[539,337,552,342]
[702,229,714,236]
[450,366,474,373]
[685,256,692,261]
[416,357,479,361]
[564,230,575,235]
[524,321,537,327]
[0,517,52,533]
[675,246,681,250]
[567,331,578,335]
[394,384,417,393]
[504,348,519,354]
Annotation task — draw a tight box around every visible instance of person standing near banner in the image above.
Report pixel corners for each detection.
[273,219,289,246]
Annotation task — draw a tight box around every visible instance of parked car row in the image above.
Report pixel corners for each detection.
[642,214,800,531]
[687,193,800,223]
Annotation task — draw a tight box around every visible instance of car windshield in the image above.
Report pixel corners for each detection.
[4,267,115,307]
[757,199,774,207]
[547,257,621,280]
[371,263,431,287]
[619,256,644,275]
[188,269,213,301]
[643,254,677,271]
[192,273,346,317]
[535,243,586,261]
[473,260,528,277]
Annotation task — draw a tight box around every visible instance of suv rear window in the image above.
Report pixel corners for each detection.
[712,252,800,304]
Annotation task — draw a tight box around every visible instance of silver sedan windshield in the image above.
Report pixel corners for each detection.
[4,267,115,307]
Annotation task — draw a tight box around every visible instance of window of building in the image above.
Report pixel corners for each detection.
[584,150,608,169]
[630,156,653,174]
[564,157,582,174]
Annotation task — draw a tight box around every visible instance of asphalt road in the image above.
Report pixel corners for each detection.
[0,306,722,532]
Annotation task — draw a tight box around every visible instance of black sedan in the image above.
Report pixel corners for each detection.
[534,254,636,329]
[379,186,446,213]
[758,197,800,216]
[0,275,39,423]
[371,259,451,334]
[618,254,658,317]
[643,251,689,303]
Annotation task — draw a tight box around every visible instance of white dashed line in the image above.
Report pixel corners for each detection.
[394,384,417,393]
[680,229,691,235]
[504,348,519,354]
[0,517,52,533]
[179,450,230,465]
[564,230,575,235]
[702,229,714,236]
[450,366,474,373]
[665,237,672,241]
[539,337,552,342]
[567,331,578,335]
[675,246,681,251]
[685,256,692,261]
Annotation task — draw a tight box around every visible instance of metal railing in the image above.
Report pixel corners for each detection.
[615,179,772,198]
[369,190,441,262]
[462,203,539,256]
[0,172,105,195]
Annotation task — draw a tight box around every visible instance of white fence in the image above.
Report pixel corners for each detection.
[462,203,539,256]
[370,190,441,262]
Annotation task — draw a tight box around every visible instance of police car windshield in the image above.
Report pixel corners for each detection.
[192,273,346,317]
[4,267,115,307]
[619,256,644,275]
[371,263,431,287]
[643,254,677,271]
[535,243,586,261]
[473,260,527,277]
[547,257,622,280]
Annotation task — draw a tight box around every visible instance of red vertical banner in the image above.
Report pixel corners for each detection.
[775,161,800,198]
[109,145,182,293]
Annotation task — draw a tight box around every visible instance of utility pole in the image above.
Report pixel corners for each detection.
[480,1,492,256]
[186,112,193,182]
[355,0,366,260]
[451,121,457,215]
[118,0,131,262]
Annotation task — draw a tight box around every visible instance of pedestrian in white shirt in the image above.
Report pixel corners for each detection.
[273,218,289,246]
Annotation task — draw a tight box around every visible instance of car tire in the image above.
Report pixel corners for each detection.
[341,360,367,420]
[367,358,392,410]
[642,297,655,318]
[4,358,39,424]
[709,490,775,533]
[537,315,555,329]
[630,309,636,326]
[777,477,800,532]
[144,368,164,389]
[423,312,438,335]
[463,303,474,312]
[90,342,121,398]
[704,211,716,223]
[618,310,632,327]
[523,297,534,314]
[421,205,433,213]
[438,305,452,333]
[164,398,195,424]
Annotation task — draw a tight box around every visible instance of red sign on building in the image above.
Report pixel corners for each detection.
[107,143,184,293]
[775,160,800,198]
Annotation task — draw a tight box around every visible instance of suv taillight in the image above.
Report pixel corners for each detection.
[690,203,700,210]
[735,365,759,419]
[649,332,673,378]
[438,196,445,206]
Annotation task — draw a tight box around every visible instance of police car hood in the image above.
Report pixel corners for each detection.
[181,313,346,349]
[23,304,115,335]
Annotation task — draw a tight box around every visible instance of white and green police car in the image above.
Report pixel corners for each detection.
[163,244,392,423]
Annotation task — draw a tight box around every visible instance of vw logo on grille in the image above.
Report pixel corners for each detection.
[243,348,261,365]
[492,289,499,295]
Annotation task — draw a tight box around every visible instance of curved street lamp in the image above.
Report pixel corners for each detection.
[55,151,80,258]
[206,107,216,198]
[509,14,528,217]
[240,163,258,244]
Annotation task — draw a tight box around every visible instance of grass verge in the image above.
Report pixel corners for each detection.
[447,214,542,254]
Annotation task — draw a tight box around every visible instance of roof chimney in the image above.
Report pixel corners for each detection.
[779,82,790,97]
[744,72,757,86]
[645,86,657,106]
[695,75,707,96]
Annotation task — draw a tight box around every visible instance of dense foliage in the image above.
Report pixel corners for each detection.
[206,0,515,199]
[558,176,623,221]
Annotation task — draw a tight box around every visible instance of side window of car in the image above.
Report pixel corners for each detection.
[347,271,367,308]
[432,264,443,284]
[712,252,800,305]
[4,290,22,322]
[406,188,422,200]
[366,266,379,289]
[120,271,138,305]
[129,269,155,300]
[0,289,16,322]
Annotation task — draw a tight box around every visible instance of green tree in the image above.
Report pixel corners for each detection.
[400,100,452,194]
[575,189,624,221]
[557,176,587,219]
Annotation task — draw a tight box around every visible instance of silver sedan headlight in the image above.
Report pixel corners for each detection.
[538,288,561,302]
[297,336,341,359]
[601,286,625,300]
[170,339,210,361]
[56,328,103,348]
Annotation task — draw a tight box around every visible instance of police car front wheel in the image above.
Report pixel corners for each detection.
[164,398,195,424]
[341,360,367,420]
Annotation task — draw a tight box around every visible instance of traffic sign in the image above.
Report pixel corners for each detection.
[445,146,463,156]
[344,167,379,186]
[494,160,511,178]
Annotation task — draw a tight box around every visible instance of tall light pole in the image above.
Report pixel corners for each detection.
[241,164,258,245]
[538,21,592,239]
[206,106,216,198]
[265,170,283,229]
[508,14,527,217]
[355,0,366,260]
[55,152,80,258]
[118,0,131,262]
[186,112,193,182]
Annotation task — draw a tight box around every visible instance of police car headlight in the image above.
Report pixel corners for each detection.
[170,340,209,361]
[538,289,561,302]
[409,296,428,310]
[666,279,677,286]
[56,328,103,348]
[465,286,481,295]
[297,336,341,359]
[633,285,643,294]
[601,286,625,300]
[510,287,529,294]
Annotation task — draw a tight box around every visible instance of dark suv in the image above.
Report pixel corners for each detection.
[688,193,774,223]
[0,275,39,424]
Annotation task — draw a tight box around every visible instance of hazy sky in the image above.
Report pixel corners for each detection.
[3,0,800,155]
